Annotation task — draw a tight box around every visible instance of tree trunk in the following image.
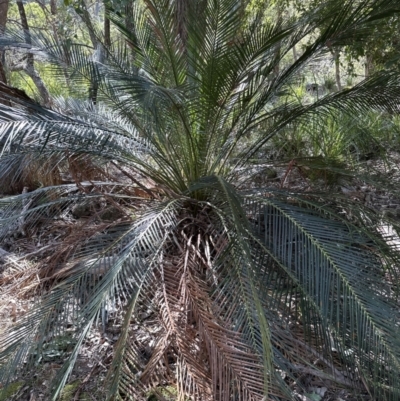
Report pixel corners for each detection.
[0,0,9,87]
[50,0,57,15]
[124,1,136,60]
[78,0,98,49]
[332,48,342,91]
[104,6,111,48]
[73,0,101,104]
[125,1,134,33]
[0,0,8,29]
[0,81,34,101]
[365,52,374,78]
[0,54,6,85]
[273,4,283,78]
[16,0,51,106]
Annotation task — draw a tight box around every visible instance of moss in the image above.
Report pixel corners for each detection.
[80,392,92,401]
[59,382,93,401]
[59,381,80,401]
[147,385,192,401]
[0,382,24,401]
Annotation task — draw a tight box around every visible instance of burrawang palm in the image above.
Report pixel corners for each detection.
[2,0,400,400]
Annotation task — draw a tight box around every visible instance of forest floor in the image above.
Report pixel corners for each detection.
[1,154,400,401]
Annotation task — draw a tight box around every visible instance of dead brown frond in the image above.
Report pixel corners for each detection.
[0,175,151,301]
[112,205,273,401]
[0,82,36,107]
[0,213,133,301]
[180,240,268,401]
[1,154,63,194]
[67,153,109,185]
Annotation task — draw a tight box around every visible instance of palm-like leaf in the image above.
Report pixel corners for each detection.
[1,0,400,400]
[247,196,400,398]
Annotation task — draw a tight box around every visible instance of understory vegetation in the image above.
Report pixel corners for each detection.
[1,0,400,400]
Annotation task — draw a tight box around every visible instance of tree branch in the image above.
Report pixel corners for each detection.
[16,0,51,106]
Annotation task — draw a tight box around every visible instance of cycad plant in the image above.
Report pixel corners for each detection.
[1,0,400,400]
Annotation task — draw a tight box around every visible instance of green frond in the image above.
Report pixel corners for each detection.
[245,195,400,399]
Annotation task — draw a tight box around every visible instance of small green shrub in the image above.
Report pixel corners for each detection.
[323,75,336,92]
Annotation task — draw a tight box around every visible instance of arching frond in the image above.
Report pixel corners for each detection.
[245,195,400,399]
